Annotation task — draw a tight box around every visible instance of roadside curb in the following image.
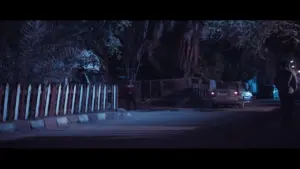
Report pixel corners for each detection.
[0,111,127,134]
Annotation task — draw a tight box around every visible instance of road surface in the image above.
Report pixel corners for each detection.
[2,103,294,148]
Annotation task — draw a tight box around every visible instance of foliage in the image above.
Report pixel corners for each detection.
[201,20,300,59]
[117,20,175,80]
[198,20,300,81]
[117,20,150,80]
[2,20,300,83]
[0,21,23,82]
[0,20,131,83]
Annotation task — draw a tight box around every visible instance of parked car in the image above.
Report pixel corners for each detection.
[210,81,253,108]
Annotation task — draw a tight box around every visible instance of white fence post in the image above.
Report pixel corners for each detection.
[2,84,9,121]
[78,85,83,113]
[0,82,120,121]
[25,85,32,120]
[44,85,51,117]
[63,85,69,115]
[14,84,21,120]
[113,85,117,110]
[55,84,62,115]
[91,85,96,112]
[71,85,77,114]
[35,85,42,118]
[102,85,107,110]
[97,85,101,111]
[85,85,90,113]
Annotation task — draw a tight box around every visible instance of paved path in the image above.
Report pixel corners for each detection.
[0,106,282,148]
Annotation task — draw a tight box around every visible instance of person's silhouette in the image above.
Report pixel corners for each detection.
[275,60,297,128]
[125,79,137,110]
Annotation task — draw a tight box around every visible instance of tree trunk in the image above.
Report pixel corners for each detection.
[178,22,201,77]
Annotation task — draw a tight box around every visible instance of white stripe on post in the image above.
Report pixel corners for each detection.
[25,85,32,120]
[91,85,96,112]
[35,85,42,118]
[2,84,9,121]
[71,85,77,114]
[44,85,51,117]
[85,85,90,113]
[102,85,107,110]
[14,84,21,120]
[63,85,69,115]
[113,85,117,110]
[78,85,83,113]
[97,85,101,111]
[55,85,62,116]
[116,85,118,110]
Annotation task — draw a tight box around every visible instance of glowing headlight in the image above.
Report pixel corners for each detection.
[243,92,252,97]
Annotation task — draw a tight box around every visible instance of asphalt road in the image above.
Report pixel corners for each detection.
[1,103,290,148]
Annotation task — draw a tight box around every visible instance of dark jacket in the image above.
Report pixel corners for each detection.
[125,84,136,95]
[275,68,297,93]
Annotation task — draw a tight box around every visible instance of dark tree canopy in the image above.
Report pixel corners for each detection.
[1,20,300,84]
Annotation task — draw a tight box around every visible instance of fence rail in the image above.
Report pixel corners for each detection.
[0,84,118,122]
[134,78,192,99]
[191,84,211,98]
[133,77,210,99]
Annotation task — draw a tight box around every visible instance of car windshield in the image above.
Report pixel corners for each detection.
[217,82,238,89]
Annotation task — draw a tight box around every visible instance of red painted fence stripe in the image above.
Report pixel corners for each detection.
[0,86,3,121]
[59,86,65,116]
[49,86,57,117]
[38,86,46,118]
[81,85,87,113]
[19,85,26,120]
[67,85,73,114]
[74,85,80,114]
[9,86,16,121]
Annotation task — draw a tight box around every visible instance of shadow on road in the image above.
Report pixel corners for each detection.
[185,106,300,148]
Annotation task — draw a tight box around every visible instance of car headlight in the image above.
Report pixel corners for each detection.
[243,92,252,97]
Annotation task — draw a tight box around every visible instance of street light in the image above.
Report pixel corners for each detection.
[292,65,295,68]
[291,60,294,63]
[298,70,300,73]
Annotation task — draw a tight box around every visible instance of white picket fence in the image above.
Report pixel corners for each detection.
[0,84,118,122]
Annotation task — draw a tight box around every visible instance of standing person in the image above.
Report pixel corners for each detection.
[274,60,298,128]
[125,79,137,110]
